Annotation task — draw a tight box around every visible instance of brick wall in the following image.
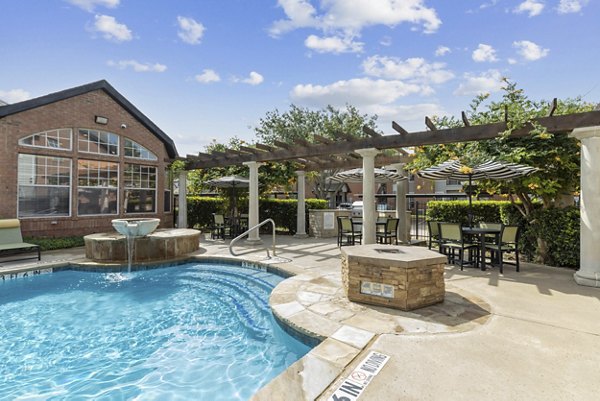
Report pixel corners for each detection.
[0,89,175,237]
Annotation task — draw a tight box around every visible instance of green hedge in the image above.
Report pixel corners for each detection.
[23,236,85,251]
[426,200,579,268]
[528,207,580,268]
[426,200,504,225]
[186,196,328,234]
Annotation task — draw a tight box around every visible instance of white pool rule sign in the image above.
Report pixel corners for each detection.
[328,351,390,401]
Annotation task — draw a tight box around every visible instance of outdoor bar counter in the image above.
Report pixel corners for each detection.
[341,244,447,311]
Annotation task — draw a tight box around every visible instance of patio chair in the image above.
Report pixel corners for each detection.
[0,219,41,263]
[427,220,441,250]
[479,222,502,244]
[485,225,520,274]
[337,216,362,247]
[439,222,479,270]
[211,214,230,239]
[376,218,399,245]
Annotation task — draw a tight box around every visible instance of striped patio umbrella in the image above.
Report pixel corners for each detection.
[330,168,405,183]
[418,160,537,225]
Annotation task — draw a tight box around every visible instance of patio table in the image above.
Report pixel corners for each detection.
[462,227,501,271]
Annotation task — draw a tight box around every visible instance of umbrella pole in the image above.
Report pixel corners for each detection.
[468,175,473,227]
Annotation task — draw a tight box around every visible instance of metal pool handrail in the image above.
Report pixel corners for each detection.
[229,218,277,259]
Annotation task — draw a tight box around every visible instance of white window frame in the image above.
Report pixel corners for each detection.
[18,129,73,151]
[124,164,157,214]
[78,129,119,156]
[17,154,72,218]
[77,159,119,216]
[124,138,158,161]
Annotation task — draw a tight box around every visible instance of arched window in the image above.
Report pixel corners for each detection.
[18,129,72,150]
[124,138,157,161]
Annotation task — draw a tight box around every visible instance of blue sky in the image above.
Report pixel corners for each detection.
[1,0,598,156]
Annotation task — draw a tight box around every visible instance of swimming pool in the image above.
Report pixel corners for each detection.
[0,262,311,400]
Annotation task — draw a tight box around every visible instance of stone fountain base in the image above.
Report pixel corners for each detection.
[84,228,201,263]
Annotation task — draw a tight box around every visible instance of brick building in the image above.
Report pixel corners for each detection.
[0,80,178,237]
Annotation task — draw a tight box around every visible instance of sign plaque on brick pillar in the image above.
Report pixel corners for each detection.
[341,244,447,311]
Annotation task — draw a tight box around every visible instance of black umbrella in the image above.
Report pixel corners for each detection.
[205,175,250,218]
[418,160,537,226]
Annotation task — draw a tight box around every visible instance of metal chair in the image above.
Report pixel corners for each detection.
[211,213,230,239]
[439,223,479,270]
[376,218,399,244]
[479,222,502,244]
[427,220,441,250]
[337,216,362,246]
[485,225,520,273]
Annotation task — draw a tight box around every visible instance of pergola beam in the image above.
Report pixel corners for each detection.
[185,110,600,169]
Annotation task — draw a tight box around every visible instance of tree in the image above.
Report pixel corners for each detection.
[409,79,594,213]
[254,104,380,204]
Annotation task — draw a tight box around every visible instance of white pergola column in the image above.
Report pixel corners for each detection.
[294,170,308,238]
[570,126,600,287]
[177,170,187,229]
[390,163,410,244]
[356,148,380,245]
[243,161,264,243]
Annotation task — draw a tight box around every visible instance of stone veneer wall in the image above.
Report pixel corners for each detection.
[308,209,351,238]
[341,246,446,311]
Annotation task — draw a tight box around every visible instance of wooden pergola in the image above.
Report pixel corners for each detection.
[183,109,600,171]
[179,109,600,287]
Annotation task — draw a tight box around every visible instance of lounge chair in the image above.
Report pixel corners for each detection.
[0,219,41,263]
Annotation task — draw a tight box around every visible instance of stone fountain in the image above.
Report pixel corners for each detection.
[84,218,200,269]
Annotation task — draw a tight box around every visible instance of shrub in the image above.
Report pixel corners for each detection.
[187,196,223,228]
[528,207,579,268]
[426,200,504,225]
[23,236,85,251]
[186,196,328,234]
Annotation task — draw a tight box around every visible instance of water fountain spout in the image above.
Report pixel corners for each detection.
[111,218,160,272]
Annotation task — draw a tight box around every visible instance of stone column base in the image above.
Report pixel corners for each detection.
[245,237,263,245]
[293,233,309,239]
[574,271,600,287]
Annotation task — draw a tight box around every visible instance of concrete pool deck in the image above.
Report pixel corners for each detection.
[2,234,600,400]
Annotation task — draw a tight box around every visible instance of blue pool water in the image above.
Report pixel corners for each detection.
[0,262,311,400]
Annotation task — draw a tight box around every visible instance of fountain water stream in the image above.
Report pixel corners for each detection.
[111,218,160,272]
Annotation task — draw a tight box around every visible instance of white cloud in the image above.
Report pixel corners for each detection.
[107,60,167,72]
[362,56,454,85]
[508,58,518,65]
[557,0,588,14]
[513,40,549,61]
[65,0,119,12]
[380,36,392,46]
[270,0,441,39]
[93,14,132,42]
[235,71,264,86]
[304,34,364,54]
[472,44,498,62]
[177,16,205,45]
[0,89,31,104]
[514,0,545,17]
[454,70,504,96]
[290,78,425,108]
[195,69,221,83]
[434,45,451,57]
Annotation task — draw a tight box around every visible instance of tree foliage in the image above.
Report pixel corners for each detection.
[408,79,595,215]
[254,104,380,203]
